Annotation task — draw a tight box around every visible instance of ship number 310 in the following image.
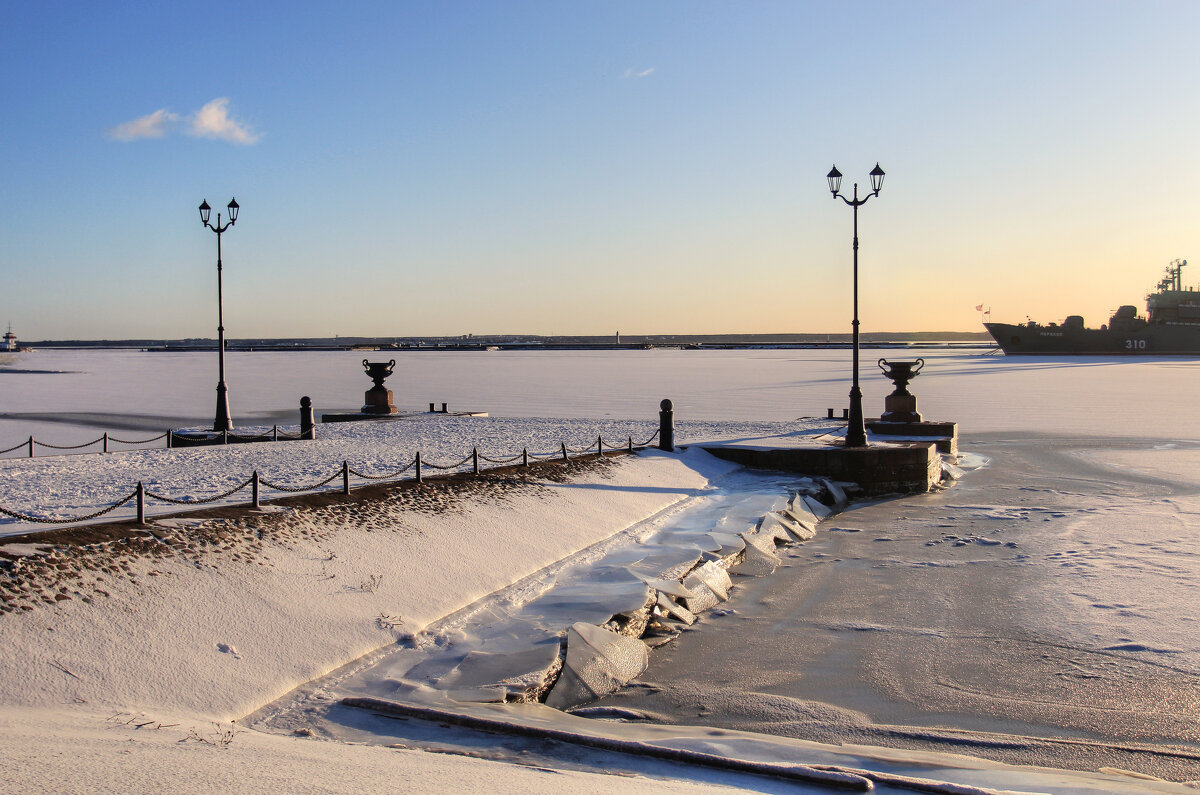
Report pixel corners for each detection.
[1125,339,1147,350]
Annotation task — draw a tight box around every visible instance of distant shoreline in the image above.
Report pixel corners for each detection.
[16,332,994,353]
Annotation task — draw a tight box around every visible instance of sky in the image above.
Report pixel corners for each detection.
[2,1,1199,339]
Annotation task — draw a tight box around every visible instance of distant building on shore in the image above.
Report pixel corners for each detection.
[3,324,16,352]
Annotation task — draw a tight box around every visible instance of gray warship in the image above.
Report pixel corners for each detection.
[985,260,1200,354]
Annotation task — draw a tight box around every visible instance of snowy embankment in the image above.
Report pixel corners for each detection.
[0,447,737,721]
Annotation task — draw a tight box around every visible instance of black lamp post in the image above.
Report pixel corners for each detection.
[198,197,240,432]
[827,163,885,448]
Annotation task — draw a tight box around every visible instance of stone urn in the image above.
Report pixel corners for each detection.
[877,358,924,422]
[361,359,398,415]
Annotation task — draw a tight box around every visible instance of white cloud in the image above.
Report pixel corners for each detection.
[622,67,655,79]
[108,98,259,144]
[107,108,180,141]
[188,97,259,144]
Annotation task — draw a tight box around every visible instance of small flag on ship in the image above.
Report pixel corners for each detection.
[975,304,984,311]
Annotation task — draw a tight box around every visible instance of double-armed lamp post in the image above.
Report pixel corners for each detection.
[826,163,885,448]
[198,197,240,432]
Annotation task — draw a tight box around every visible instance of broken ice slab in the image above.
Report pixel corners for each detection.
[679,580,720,614]
[436,642,564,703]
[781,507,817,532]
[706,531,747,558]
[544,622,650,710]
[655,592,696,625]
[739,530,778,557]
[734,541,780,577]
[636,576,697,601]
[683,560,732,601]
[819,477,848,507]
[754,514,793,544]
[766,511,816,542]
[778,512,817,541]
[787,492,818,522]
[801,494,833,519]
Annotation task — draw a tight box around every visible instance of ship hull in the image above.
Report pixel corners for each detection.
[985,322,1200,355]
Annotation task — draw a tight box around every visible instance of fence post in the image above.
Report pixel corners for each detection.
[272,425,279,442]
[415,451,422,484]
[27,436,33,458]
[300,397,315,440]
[441,402,448,413]
[222,429,229,445]
[659,399,675,452]
[628,436,633,453]
[167,430,173,449]
[251,471,260,509]
[561,442,568,463]
[136,482,145,525]
[342,461,350,495]
[103,433,109,454]
[597,435,603,458]
[429,402,435,413]
[472,447,479,475]
[522,448,528,467]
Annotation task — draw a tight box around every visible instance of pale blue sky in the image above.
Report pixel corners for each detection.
[2,2,1198,338]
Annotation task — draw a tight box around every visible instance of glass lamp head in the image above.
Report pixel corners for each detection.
[226,197,239,223]
[869,163,885,194]
[826,166,843,197]
[199,199,212,225]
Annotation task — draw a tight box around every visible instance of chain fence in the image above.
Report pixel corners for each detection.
[0,423,670,530]
[0,425,313,461]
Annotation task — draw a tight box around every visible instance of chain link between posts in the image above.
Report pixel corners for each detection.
[347,458,418,481]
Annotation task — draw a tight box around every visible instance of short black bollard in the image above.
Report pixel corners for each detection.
[522,448,528,467]
[429,402,435,413]
[627,436,633,453]
[27,436,33,458]
[342,461,350,495]
[596,435,603,458]
[251,471,260,509]
[415,451,423,484]
[272,425,279,442]
[842,408,849,419]
[472,447,479,475]
[103,433,109,454]
[827,408,835,419]
[136,481,146,525]
[300,397,315,441]
[441,402,448,413]
[658,399,675,451]
[561,442,568,462]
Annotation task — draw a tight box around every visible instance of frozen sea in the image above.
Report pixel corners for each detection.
[3,346,1200,786]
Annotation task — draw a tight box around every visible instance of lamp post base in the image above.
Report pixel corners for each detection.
[845,387,868,448]
[213,382,232,432]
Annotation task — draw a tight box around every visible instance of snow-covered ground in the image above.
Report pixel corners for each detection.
[2,347,1199,792]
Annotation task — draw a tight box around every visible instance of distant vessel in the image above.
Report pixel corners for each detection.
[985,260,1200,354]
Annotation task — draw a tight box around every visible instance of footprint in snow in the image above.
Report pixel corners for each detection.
[217,643,241,659]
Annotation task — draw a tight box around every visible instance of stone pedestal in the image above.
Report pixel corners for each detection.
[881,392,921,423]
[362,387,397,415]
